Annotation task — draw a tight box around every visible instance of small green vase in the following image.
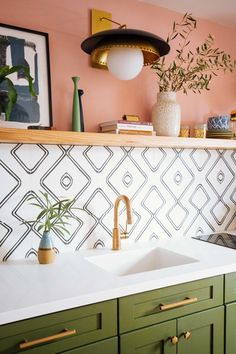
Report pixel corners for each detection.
[72,76,81,132]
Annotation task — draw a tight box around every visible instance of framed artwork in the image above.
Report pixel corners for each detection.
[0,23,52,128]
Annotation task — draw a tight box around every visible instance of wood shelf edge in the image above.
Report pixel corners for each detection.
[0,128,236,149]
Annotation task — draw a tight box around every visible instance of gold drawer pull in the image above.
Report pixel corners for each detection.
[160,297,198,311]
[184,331,191,340]
[19,328,76,350]
[170,336,178,345]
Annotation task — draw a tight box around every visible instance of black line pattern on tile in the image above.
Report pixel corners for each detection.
[190,149,211,171]
[0,221,12,247]
[11,144,49,174]
[0,160,21,207]
[0,144,236,261]
[141,147,167,172]
[83,146,113,172]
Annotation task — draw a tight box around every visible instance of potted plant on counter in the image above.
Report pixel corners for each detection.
[151,13,236,137]
[24,191,79,264]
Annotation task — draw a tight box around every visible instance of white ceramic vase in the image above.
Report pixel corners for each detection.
[152,91,181,137]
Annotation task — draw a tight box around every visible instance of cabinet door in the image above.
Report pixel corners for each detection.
[177,306,224,354]
[120,320,176,354]
[226,302,236,354]
[58,337,118,354]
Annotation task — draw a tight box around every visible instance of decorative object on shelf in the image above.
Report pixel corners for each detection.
[72,77,82,132]
[23,191,79,264]
[206,130,233,139]
[193,124,207,138]
[179,125,190,137]
[207,115,230,131]
[99,119,154,135]
[122,114,140,122]
[78,89,85,132]
[81,9,170,80]
[151,13,236,136]
[152,91,180,136]
[0,23,53,129]
[230,109,236,137]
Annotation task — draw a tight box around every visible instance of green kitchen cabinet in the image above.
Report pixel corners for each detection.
[225,303,236,354]
[120,307,224,354]
[225,272,236,354]
[0,274,231,354]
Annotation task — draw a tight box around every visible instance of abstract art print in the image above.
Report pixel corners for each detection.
[0,23,52,128]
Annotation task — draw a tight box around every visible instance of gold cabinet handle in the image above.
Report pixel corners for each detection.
[184,331,191,340]
[19,328,76,350]
[170,336,178,345]
[160,297,198,311]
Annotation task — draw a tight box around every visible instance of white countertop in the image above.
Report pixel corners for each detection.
[1,234,236,326]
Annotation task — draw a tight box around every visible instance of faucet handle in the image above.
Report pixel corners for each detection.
[120,221,129,239]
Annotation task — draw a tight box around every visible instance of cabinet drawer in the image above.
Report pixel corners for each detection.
[0,299,117,354]
[61,337,118,354]
[119,275,223,333]
[225,272,236,303]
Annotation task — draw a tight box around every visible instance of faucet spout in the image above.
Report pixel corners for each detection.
[112,195,133,250]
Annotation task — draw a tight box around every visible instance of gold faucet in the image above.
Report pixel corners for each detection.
[112,195,133,250]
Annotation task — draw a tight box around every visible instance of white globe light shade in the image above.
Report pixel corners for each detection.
[107,47,144,80]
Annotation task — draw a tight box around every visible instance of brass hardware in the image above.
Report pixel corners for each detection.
[184,331,191,340]
[160,297,198,311]
[120,221,129,238]
[100,16,127,29]
[112,195,133,250]
[19,329,76,350]
[91,42,160,70]
[91,9,112,34]
[170,336,178,345]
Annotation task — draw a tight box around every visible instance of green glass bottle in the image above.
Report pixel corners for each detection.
[72,76,81,132]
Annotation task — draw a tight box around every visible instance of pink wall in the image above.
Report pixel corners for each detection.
[1,0,236,131]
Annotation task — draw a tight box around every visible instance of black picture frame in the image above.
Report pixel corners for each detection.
[0,23,53,128]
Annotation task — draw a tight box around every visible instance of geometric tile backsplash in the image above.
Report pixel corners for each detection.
[0,143,236,261]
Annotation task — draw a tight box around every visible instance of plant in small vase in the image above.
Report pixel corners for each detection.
[0,65,35,120]
[24,191,79,264]
[151,13,236,136]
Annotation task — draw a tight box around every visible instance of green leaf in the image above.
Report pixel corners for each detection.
[36,209,47,220]
[37,224,45,232]
[3,78,17,120]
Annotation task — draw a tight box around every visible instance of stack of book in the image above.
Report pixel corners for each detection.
[99,119,155,136]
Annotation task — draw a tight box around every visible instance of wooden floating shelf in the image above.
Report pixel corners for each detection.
[0,128,236,149]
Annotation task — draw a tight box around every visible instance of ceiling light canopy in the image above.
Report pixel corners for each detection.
[81,25,170,80]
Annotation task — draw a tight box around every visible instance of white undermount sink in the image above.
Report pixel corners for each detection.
[85,246,197,276]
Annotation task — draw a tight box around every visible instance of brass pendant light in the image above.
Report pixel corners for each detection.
[81,10,170,80]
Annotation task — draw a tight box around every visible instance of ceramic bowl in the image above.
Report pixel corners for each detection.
[207,115,230,131]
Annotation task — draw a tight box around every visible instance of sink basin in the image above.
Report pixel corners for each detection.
[85,246,197,276]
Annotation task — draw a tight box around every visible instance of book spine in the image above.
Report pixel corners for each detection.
[99,120,152,128]
[117,123,153,130]
[101,124,153,132]
[118,129,155,135]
